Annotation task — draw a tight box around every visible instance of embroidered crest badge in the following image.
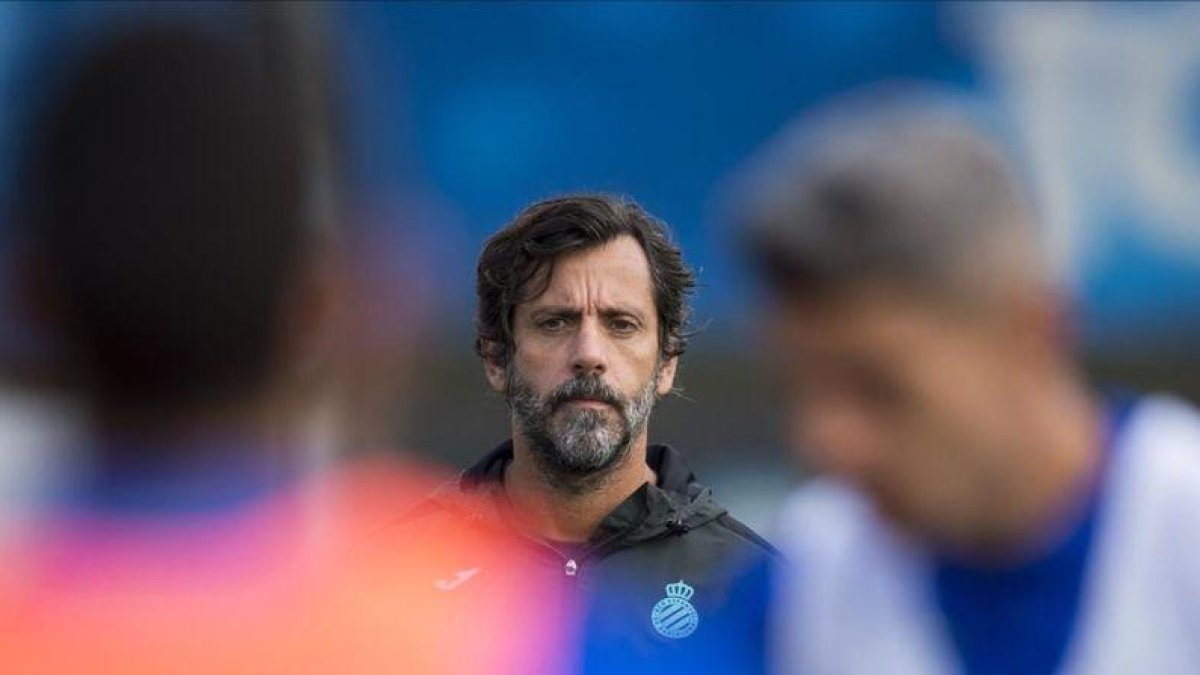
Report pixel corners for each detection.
[650,579,699,639]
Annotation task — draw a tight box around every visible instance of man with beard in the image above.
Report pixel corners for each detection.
[400,194,776,672]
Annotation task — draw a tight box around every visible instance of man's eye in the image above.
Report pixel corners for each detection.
[538,317,568,332]
[610,318,639,333]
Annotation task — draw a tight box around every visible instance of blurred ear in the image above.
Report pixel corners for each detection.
[1000,285,1073,368]
[0,243,70,384]
[483,348,507,394]
[655,355,679,396]
[8,244,62,351]
[280,236,348,387]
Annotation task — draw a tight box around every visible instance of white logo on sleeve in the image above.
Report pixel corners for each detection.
[434,567,480,591]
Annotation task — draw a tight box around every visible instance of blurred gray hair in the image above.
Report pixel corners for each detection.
[739,87,1043,304]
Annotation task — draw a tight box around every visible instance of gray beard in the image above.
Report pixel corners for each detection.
[506,367,659,495]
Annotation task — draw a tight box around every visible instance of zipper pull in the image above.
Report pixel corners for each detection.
[668,514,691,534]
[564,558,578,577]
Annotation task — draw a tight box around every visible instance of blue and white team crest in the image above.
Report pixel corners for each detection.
[650,580,700,639]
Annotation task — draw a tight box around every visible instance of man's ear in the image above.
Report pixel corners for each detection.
[10,244,57,337]
[655,355,679,397]
[278,238,347,384]
[483,351,507,394]
[1004,286,1073,369]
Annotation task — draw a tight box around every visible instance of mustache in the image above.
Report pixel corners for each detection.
[548,375,624,411]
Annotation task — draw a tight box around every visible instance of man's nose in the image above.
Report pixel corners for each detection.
[571,317,608,377]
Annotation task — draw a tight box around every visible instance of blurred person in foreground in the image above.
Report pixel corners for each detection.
[0,19,553,674]
[740,92,1200,674]
[394,194,777,672]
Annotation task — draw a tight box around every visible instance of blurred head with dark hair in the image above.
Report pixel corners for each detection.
[740,90,1098,557]
[15,23,324,435]
[476,194,695,493]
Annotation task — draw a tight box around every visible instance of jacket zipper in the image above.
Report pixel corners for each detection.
[515,513,693,615]
[557,552,583,636]
[508,531,584,620]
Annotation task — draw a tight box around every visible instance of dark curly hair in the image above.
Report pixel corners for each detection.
[475,194,696,368]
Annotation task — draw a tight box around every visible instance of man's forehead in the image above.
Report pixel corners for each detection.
[520,236,655,310]
[772,289,992,367]
[777,282,960,321]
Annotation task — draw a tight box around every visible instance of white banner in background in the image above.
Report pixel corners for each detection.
[970,2,1200,282]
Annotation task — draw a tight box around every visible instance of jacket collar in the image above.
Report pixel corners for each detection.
[453,439,727,547]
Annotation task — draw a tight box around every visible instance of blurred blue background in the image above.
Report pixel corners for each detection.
[336,1,976,328]
[4,1,1200,527]
[333,1,1200,351]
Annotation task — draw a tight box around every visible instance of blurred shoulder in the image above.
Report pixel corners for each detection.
[1118,394,1200,497]
[1124,394,1200,456]
[774,478,878,554]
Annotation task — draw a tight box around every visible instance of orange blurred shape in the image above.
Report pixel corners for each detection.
[0,457,564,674]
